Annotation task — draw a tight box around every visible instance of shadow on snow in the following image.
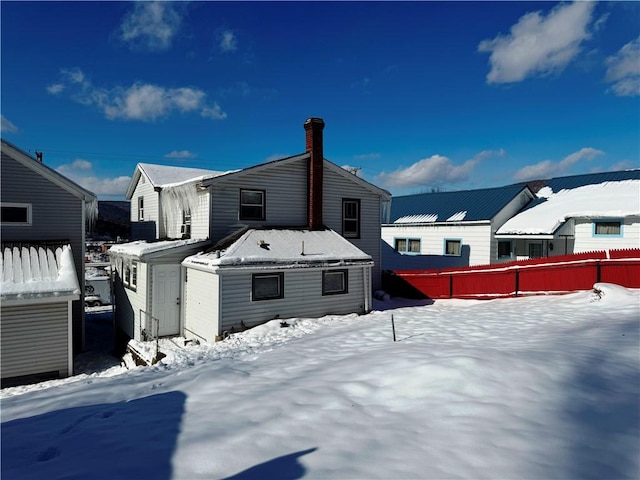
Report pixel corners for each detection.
[221,447,318,480]
[1,390,186,480]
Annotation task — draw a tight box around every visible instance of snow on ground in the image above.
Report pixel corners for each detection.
[2,284,639,479]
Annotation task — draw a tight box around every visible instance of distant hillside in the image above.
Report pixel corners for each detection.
[89,201,131,240]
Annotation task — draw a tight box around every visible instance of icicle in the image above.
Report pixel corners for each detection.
[3,247,13,283]
[46,248,58,281]
[160,182,202,233]
[21,247,31,283]
[55,247,63,279]
[13,247,23,284]
[30,247,41,281]
[39,247,50,280]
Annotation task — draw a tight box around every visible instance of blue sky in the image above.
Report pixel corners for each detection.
[2,1,639,200]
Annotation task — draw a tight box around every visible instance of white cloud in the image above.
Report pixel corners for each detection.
[165,150,196,159]
[605,37,640,97]
[1,115,19,133]
[56,159,130,197]
[513,147,605,181]
[375,150,501,189]
[117,1,182,51]
[219,30,237,52]
[46,84,65,95]
[48,67,226,122]
[478,1,596,83]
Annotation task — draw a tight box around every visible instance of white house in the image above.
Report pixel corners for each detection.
[1,139,97,384]
[496,174,640,257]
[182,228,373,343]
[381,184,535,269]
[111,118,391,343]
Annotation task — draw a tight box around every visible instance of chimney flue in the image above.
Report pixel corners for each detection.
[304,117,325,230]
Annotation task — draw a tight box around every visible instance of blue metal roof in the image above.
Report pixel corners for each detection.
[387,184,531,223]
[540,169,640,192]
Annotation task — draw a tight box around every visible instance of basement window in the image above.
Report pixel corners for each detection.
[323,269,348,295]
[593,220,622,237]
[252,272,283,301]
[1,203,32,226]
[240,189,265,221]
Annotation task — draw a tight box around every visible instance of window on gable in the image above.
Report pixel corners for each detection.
[0,203,32,226]
[181,210,192,238]
[343,199,360,238]
[138,197,144,221]
[444,239,461,256]
[323,269,348,295]
[252,272,283,301]
[394,238,421,254]
[240,189,265,221]
[498,240,513,259]
[594,220,622,236]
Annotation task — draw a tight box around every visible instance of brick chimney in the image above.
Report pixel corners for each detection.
[304,117,325,230]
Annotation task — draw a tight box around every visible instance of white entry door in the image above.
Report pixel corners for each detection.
[153,264,181,337]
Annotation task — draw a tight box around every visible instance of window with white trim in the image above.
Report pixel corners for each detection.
[593,220,622,237]
[323,269,348,295]
[444,239,461,256]
[240,189,265,221]
[343,199,360,238]
[395,238,421,254]
[252,272,283,301]
[138,197,144,221]
[1,203,32,226]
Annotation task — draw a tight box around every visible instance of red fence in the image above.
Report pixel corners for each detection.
[390,249,640,300]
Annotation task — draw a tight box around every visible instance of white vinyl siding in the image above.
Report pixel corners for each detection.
[164,190,210,240]
[574,217,640,252]
[1,303,71,380]
[114,260,149,339]
[130,175,161,238]
[184,268,219,343]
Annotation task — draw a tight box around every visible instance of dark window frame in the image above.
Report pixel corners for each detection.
[497,240,513,259]
[137,197,144,221]
[394,237,421,254]
[240,189,266,221]
[444,239,462,256]
[252,272,284,301]
[342,198,361,239]
[322,269,349,296]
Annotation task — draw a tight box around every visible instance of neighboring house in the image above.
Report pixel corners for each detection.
[381,184,535,269]
[182,228,373,343]
[496,171,640,258]
[1,139,97,383]
[111,118,391,343]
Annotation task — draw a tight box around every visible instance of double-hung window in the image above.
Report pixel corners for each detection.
[240,189,265,221]
[342,199,360,238]
[395,238,421,254]
[322,269,348,295]
[252,272,283,301]
[444,239,462,256]
[0,203,32,226]
[138,197,144,221]
[181,210,192,237]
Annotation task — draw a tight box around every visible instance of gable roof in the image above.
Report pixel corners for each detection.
[497,179,640,236]
[182,228,372,272]
[387,184,533,224]
[533,169,640,193]
[1,243,80,300]
[201,153,392,200]
[125,163,233,199]
[1,139,97,205]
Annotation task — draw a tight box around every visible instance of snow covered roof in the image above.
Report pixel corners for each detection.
[183,229,373,271]
[388,184,532,224]
[1,244,80,300]
[497,180,640,235]
[109,239,210,260]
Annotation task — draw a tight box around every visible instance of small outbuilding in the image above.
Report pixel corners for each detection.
[1,243,80,385]
[182,228,373,343]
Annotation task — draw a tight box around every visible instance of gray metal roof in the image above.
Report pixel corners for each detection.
[387,184,531,223]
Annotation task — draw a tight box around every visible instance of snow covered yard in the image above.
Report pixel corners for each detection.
[2,284,639,480]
